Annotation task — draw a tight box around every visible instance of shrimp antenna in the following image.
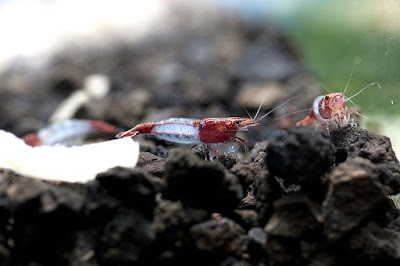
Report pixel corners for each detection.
[322,84,359,107]
[257,122,266,141]
[254,96,265,120]
[344,96,359,108]
[322,85,332,94]
[343,62,358,95]
[242,105,254,120]
[346,82,381,101]
[274,107,314,121]
[256,95,299,122]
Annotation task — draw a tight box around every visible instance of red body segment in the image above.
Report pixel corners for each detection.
[115,122,155,138]
[296,109,317,126]
[22,133,42,147]
[198,118,237,143]
[89,121,119,133]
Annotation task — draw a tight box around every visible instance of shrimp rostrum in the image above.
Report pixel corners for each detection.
[116,97,296,158]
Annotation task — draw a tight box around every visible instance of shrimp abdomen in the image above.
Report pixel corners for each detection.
[152,118,201,144]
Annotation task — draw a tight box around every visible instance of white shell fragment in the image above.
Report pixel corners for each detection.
[0,130,139,183]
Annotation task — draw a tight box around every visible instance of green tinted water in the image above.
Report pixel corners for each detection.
[285,0,400,115]
[283,0,400,156]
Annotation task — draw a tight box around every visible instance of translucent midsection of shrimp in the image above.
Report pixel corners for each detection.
[39,119,95,146]
[151,118,201,144]
[207,141,240,153]
[313,96,329,123]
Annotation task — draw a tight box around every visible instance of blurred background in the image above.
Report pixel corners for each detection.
[0,0,399,154]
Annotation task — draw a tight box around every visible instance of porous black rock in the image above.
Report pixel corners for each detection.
[266,128,335,185]
[148,199,209,264]
[136,152,166,178]
[246,227,268,264]
[190,218,246,256]
[96,167,163,218]
[264,195,327,266]
[265,194,322,239]
[5,175,86,265]
[231,209,259,230]
[253,168,281,225]
[164,148,243,214]
[322,157,388,240]
[230,164,262,193]
[331,126,400,194]
[97,209,154,265]
[153,200,209,236]
[348,222,400,263]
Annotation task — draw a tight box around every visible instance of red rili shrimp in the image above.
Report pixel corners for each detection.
[295,66,380,132]
[22,119,118,147]
[116,97,297,157]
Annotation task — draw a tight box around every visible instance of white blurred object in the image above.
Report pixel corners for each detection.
[0,130,139,183]
[84,74,110,99]
[0,0,168,72]
[49,74,110,123]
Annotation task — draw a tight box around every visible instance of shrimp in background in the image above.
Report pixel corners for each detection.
[22,119,118,147]
[293,65,381,133]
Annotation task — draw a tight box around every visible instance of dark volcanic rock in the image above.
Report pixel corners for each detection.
[164,148,243,214]
[252,151,267,168]
[239,189,257,209]
[265,194,321,238]
[98,209,154,265]
[190,218,246,256]
[232,209,259,230]
[265,236,302,266]
[322,157,388,240]
[83,182,121,225]
[266,128,335,188]
[249,141,268,163]
[70,229,99,265]
[0,172,11,226]
[244,227,269,265]
[264,195,330,266]
[388,214,400,232]
[0,242,10,266]
[230,164,262,192]
[253,168,281,225]
[96,167,163,218]
[136,152,166,178]
[150,199,209,264]
[265,195,321,238]
[153,200,209,235]
[349,222,400,263]
[331,126,400,194]
[6,176,85,217]
[1,2,400,264]
[5,176,86,265]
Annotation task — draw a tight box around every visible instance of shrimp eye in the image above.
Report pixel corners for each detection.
[325,95,329,100]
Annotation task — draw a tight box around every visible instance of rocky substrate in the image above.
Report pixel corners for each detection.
[0,4,399,265]
[0,126,399,265]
